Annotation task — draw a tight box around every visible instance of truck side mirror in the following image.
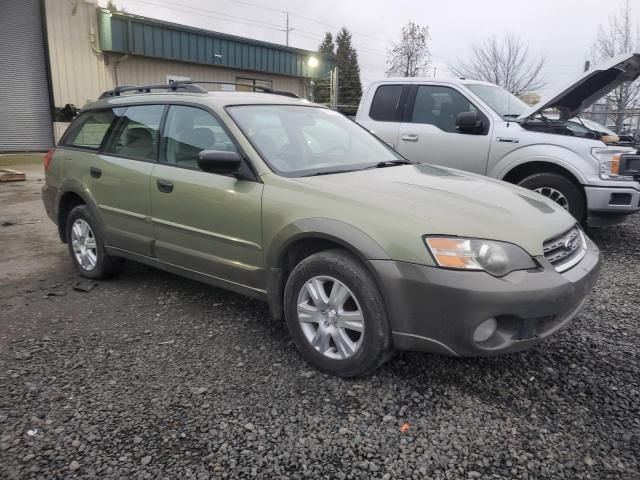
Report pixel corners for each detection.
[456,111,485,134]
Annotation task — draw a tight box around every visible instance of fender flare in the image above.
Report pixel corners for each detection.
[56,179,106,242]
[490,145,590,185]
[264,218,391,319]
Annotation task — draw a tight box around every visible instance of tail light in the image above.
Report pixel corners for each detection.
[43,148,55,171]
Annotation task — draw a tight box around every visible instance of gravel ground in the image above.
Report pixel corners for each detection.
[0,161,639,479]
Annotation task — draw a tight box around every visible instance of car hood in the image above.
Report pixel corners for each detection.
[293,164,575,256]
[518,52,640,121]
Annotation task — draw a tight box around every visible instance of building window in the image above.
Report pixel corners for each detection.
[236,77,273,92]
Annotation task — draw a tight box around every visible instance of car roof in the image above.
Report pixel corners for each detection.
[371,77,497,88]
[82,91,316,111]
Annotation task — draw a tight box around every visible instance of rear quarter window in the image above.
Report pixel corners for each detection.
[63,110,118,150]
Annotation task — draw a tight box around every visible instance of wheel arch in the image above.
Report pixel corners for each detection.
[56,182,103,243]
[264,219,390,320]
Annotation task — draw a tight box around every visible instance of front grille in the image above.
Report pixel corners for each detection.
[543,225,587,273]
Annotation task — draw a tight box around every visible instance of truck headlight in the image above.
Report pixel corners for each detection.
[592,147,634,180]
[424,237,537,277]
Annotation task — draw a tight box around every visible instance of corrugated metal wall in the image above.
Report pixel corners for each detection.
[115,57,305,96]
[44,0,114,109]
[99,11,331,79]
[0,0,54,152]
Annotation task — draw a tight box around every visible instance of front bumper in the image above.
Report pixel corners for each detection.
[371,238,600,357]
[585,185,640,214]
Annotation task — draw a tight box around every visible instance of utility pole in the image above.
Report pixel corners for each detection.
[283,12,293,46]
[330,67,339,110]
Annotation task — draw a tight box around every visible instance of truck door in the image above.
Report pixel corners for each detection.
[398,84,492,175]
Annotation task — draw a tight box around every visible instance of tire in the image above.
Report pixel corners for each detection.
[283,249,391,377]
[517,172,586,222]
[65,205,124,279]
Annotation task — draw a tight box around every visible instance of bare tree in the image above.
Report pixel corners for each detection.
[386,22,431,77]
[592,0,640,132]
[450,34,545,96]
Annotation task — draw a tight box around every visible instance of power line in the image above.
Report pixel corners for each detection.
[125,0,285,32]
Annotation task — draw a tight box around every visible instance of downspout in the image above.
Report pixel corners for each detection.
[113,54,130,86]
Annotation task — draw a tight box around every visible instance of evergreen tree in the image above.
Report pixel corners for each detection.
[316,33,336,104]
[335,28,362,108]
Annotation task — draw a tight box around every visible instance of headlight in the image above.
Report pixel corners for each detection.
[424,237,537,277]
[592,147,634,180]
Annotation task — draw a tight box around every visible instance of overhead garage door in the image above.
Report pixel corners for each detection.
[0,0,54,152]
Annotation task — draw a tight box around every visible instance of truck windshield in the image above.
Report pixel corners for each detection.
[466,84,530,119]
[227,104,405,177]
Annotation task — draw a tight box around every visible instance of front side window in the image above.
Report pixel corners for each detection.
[105,105,164,161]
[161,105,237,169]
[64,110,117,150]
[228,105,403,176]
[369,85,403,122]
[411,85,478,133]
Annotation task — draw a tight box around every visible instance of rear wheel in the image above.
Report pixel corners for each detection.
[283,249,391,377]
[66,205,124,279]
[517,172,586,222]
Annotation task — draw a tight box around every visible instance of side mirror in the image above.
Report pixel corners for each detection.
[197,150,243,175]
[456,111,485,134]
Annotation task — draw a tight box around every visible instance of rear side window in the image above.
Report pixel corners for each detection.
[369,85,403,122]
[105,105,164,161]
[64,110,117,150]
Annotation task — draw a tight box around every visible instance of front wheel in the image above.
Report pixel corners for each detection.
[517,172,586,222]
[283,249,391,377]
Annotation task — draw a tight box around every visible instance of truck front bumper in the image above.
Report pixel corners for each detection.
[584,184,640,226]
[370,238,600,357]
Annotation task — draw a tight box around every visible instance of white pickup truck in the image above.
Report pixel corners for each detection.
[355,53,640,226]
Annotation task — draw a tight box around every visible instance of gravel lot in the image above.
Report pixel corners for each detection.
[1,157,639,479]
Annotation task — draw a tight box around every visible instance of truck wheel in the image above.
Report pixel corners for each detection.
[66,205,124,279]
[283,249,391,377]
[517,173,586,222]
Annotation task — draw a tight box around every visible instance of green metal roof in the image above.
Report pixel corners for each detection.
[97,9,331,79]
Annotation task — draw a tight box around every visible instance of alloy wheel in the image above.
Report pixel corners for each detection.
[71,219,98,271]
[296,276,365,360]
[533,186,570,210]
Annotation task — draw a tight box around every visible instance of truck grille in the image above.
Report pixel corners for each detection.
[543,226,587,273]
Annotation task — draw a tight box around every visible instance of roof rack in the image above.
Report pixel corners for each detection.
[98,81,300,100]
[99,83,207,99]
[171,81,300,98]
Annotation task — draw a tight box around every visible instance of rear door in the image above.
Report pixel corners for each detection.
[398,84,492,174]
[79,105,163,256]
[358,84,407,149]
[149,105,264,289]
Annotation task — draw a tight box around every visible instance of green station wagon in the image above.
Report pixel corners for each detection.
[42,82,601,377]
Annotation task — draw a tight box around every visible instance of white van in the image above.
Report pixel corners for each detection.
[355,53,640,226]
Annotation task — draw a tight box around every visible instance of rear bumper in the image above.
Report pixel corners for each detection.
[370,238,600,356]
[41,183,58,224]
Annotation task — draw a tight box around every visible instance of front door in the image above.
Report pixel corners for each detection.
[398,84,492,175]
[149,105,264,289]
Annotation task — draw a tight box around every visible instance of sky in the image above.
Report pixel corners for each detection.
[109,0,634,97]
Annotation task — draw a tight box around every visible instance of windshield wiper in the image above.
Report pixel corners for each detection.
[503,114,521,118]
[366,159,414,169]
[304,168,361,177]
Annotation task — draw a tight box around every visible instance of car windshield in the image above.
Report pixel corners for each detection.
[466,83,530,119]
[227,104,404,176]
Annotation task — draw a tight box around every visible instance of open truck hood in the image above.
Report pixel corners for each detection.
[518,52,640,121]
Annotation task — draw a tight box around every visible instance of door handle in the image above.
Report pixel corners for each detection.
[401,134,419,142]
[156,179,174,193]
[89,166,102,178]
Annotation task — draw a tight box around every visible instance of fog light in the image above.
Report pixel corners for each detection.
[473,318,497,343]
